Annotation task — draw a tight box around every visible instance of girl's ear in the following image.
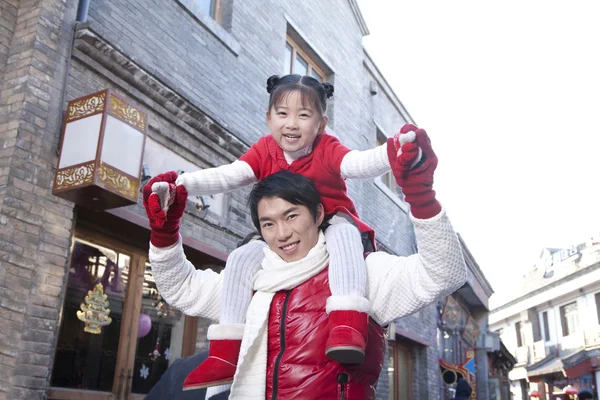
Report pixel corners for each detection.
[266,111,272,130]
[319,115,329,133]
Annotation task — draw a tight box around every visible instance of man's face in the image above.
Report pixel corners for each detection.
[257,196,324,262]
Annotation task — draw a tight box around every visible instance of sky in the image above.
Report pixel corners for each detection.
[355,0,600,307]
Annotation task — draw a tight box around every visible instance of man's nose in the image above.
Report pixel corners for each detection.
[275,223,292,240]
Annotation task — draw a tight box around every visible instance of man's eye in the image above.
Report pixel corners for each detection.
[287,214,297,220]
[262,222,273,228]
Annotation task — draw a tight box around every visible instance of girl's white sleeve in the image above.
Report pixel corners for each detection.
[339,143,391,179]
[149,238,223,321]
[365,209,467,326]
[175,160,258,196]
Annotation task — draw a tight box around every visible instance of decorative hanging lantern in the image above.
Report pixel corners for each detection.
[529,390,541,398]
[76,283,112,334]
[52,89,148,210]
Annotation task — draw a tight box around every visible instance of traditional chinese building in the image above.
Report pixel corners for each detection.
[490,236,600,400]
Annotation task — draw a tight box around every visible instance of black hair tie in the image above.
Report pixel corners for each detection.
[266,75,280,94]
[322,82,334,99]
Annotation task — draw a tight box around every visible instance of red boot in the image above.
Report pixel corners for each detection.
[325,296,370,365]
[183,323,244,391]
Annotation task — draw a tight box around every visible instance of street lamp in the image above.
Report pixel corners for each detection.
[52,89,148,210]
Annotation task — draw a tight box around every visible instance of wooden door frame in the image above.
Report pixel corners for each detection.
[389,340,414,400]
[47,225,196,399]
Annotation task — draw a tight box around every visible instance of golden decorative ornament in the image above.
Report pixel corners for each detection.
[67,93,106,122]
[54,162,95,191]
[98,162,138,200]
[109,95,147,130]
[76,283,112,334]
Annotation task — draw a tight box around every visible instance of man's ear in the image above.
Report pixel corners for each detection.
[316,203,325,226]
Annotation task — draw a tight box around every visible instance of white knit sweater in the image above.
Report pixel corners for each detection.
[149,208,466,397]
[149,208,466,326]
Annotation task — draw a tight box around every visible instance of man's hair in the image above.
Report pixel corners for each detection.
[248,171,325,232]
[578,390,593,400]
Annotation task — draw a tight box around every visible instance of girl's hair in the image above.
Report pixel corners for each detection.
[266,74,334,116]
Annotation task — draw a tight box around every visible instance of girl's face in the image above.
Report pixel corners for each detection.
[266,90,328,153]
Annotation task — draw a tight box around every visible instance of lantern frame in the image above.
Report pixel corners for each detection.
[52,89,148,210]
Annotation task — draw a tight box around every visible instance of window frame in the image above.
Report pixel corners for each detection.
[560,301,579,337]
[284,35,326,81]
[595,292,600,325]
[515,321,523,347]
[196,0,222,23]
[541,310,551,342]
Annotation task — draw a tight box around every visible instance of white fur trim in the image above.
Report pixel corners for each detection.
[207,323,245,340]
[398,130,416,144]
[151,181,171,213]
[326,295,371,314]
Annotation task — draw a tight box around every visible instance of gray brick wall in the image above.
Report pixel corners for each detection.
[0,0,77,398]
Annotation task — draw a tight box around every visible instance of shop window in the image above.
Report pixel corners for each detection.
[438,328,455,364]
[560,301,579,337]
[49,231,188,398]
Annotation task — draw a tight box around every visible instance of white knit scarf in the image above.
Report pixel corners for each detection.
[228,232,329,399]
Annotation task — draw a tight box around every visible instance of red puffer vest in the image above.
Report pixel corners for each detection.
[265,268,386,399]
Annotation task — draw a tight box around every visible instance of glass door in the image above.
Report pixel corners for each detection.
[48,226,193,400]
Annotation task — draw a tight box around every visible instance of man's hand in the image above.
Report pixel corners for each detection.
[142,171,188,247]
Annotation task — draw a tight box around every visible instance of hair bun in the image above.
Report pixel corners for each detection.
[266,75,280,94]
[322,82,334,99]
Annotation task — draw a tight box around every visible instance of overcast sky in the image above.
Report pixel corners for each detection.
[355,0,600,307]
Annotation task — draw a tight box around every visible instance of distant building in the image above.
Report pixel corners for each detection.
[436,234,515,400]
[490,236,600,399]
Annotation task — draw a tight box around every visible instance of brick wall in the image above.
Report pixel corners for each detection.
[0,0,77,398]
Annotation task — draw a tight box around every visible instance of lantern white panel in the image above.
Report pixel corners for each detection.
[101,115,144,177]
[58,114,102,168]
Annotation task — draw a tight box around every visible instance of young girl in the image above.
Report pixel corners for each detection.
[149,74,419,390]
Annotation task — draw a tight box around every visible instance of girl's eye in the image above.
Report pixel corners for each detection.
[277,112,287,116]
[300,113,309,118]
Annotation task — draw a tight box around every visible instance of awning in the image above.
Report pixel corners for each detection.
[564,356,593,378]
[527,348,594,380]
[527,356,564,379]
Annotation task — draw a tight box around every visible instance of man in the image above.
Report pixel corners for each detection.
[451,378,473,400]
[144,126,467,399]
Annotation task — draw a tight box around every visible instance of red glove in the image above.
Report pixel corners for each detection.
[389,124,441,219]
[142,171,188,247]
